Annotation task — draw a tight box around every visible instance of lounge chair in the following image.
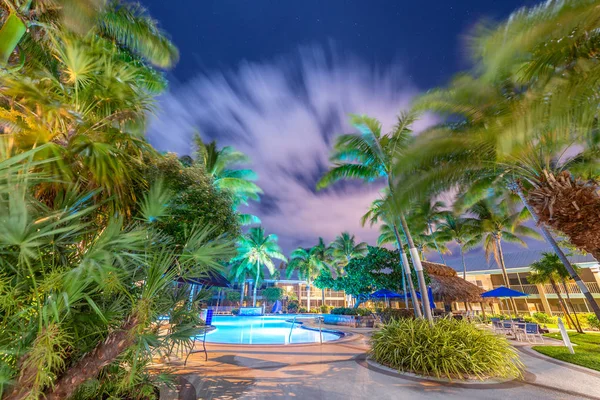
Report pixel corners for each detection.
[184,310,214,365]
[523,323,544,344]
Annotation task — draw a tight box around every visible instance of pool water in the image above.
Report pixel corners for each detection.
[204,315,341,344]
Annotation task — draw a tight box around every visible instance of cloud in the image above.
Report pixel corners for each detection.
[148,46,436,254]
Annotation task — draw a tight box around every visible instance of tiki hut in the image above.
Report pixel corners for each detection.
[422,261,494,312]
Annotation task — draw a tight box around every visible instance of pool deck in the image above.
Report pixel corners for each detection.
[157,322,600,400]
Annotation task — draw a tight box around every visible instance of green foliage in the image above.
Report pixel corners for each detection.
[262,287,284,303]
[315,246,427,305]
[532,312,555,324]
[371,318,523,380]
[320,304,332,314]
[330,307,372,316]
[225,290,240,303]
[287,300,299,313]
[144,154,240,245]
[231,308,240,316]
[376,308,414,323]
[587,314,600,330]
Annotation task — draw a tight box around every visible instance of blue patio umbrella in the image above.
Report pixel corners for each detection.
[405,287,436,309]
[370,289,402,307]
[481,286,527,315]
[370,289,403,299]
[481,286,527,298]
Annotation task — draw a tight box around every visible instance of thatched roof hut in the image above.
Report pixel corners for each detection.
[423,261,491,304]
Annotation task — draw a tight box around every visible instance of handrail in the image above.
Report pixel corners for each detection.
[317,316,323,344]
[288,315,297,343]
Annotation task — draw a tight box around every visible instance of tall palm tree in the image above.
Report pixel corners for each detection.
[362,195,422,316]
[286,239,330,311]
[328,232,368,272]
[436,215,482,279]
[412,200,450,263]
[393,4,600,319]
[194,135,263,225]
[232,227,287,307]
[468,197,540,314]
[529,253,583,333]
[318,113,433,321]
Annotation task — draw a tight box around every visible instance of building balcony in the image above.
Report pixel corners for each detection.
[492,282,600,297]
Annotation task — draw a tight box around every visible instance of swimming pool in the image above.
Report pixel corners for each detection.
[204,315,342,345]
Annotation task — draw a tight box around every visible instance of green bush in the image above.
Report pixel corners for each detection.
[532,312,555,324]
[370,318,523,380]
[320,305,332,314]
[586,313,600,330]
[262,287,284,303]
[231,308,239,315]
[287,300,299,313]
[299,307,308,313]
[376,308,413,323]
[330,307,372,316]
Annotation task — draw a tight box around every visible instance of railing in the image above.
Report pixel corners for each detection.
[299,290,346,298]
[518,284,539,295]
[492,284,539,295]
[542,282,600,295]
[493,282,600,296]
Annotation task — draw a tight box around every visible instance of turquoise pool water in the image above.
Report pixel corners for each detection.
[204,315,341,344]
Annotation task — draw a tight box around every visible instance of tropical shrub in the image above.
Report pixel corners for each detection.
[330,307,372,316]
[587,314,600,330]
[532,312,555,324]
[287,300,299,313]
[320,305,333,314]
[231,308,240,316]
[371,318,523,380]
[225,290,241,304]
[299,307,308,313]
[262,287,284,303]
[376,308,413,323]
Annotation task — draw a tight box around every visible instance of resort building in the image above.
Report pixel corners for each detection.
[443,249,600,316]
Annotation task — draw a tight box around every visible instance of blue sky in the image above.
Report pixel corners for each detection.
[143,0,546,257]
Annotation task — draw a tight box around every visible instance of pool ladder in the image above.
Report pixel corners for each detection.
[288,316,297,342]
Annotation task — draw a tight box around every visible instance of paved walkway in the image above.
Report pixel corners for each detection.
[158,325,600,400]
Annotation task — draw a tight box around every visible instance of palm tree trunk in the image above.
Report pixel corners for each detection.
[512,182,600,320]
[392,222,422,317]
[239,277,245,306]
[496,238,518,315]
[306,283,311,311]
[428,222,446,264]
[460,244,467,280]
[322,288,325,307]
[39,316,139,400]
[562,281,583,333]
[400,213,433,322]
[550,279,576,330]
[253,263,260,307]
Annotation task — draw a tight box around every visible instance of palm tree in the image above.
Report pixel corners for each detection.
[0,148,236,399]
[286,239,330,311]
[233,227,287,307]
[0,1,179,69]
[411,200,450,263]
[393,4,600,319]
[468,197,541,314]
[529,253,583,333]
[328,232,368,272]
[362,195,422,316]
[194,135,263,225]
[318,113,433,321]
[436,215,482,279]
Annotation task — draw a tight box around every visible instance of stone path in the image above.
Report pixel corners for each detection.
[158,326,600,400]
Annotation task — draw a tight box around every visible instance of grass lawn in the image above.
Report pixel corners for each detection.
[533,332,600,372]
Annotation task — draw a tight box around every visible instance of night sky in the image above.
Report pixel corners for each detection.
[143,0,543,257]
